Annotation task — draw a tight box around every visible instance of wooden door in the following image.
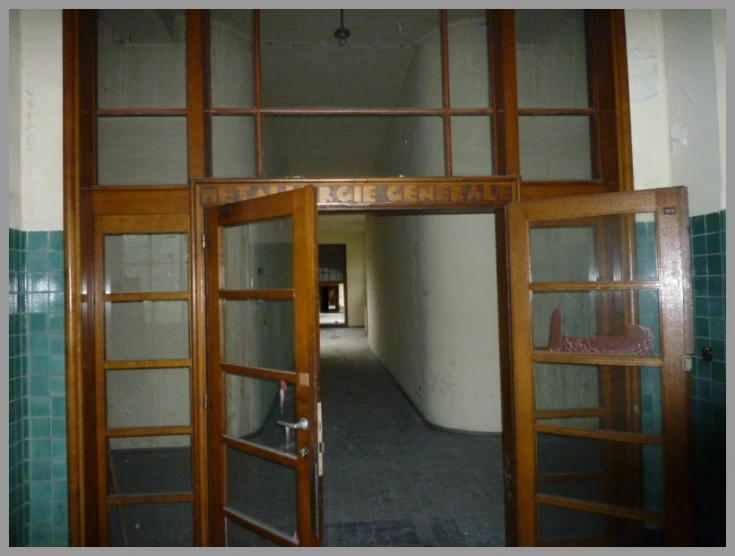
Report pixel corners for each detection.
[507,187,694,546]
[205,186,322,546]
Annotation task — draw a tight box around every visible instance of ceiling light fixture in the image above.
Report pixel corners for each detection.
[334,9,350,47]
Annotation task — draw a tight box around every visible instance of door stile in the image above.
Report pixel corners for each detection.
[507,202,537,545]
[292,185,321,546]
[203,186,321,547]
[204,206,226,545]
[655,188,693,546]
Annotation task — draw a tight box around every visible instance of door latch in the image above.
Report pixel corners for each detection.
[682,355,693,372]
[317,402,324,476]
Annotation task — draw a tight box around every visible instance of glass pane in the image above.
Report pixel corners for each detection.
[97,10,187,109]
[223,218,293,290]
[263,116,445,178]
[537,435,664,512]
[515,9,590,109]
[519,116,593,180]
[225,374,296,455]
[109,503,193,547]
[226,447,298,538]
[107,435,191,496]
[260,9,441,108]
[106,368,190,429]
[105,301,190,361]
[529,214,659,282]
[537,505,665,546]
[535,363,663,436]
[210,10,254,109]
[227,519,280,547]
[222,300,295,372]
[212,116,257,178]
[98,116,188,186]
[448,10,491,108]
[105,234,189,293]
[536,434,602,477]
[532,290,661,357]
[451,116,493,176]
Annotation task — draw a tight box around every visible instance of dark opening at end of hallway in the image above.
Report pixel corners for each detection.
[319,327,506,547]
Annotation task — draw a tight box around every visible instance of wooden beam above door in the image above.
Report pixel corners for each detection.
[195,177,520,212]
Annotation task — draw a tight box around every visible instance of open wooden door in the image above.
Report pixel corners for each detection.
[507,187,694,546]
[205,186,322,546]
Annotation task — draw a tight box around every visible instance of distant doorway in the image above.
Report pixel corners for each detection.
[319,244,348,327]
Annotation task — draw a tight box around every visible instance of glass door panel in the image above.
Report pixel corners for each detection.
[108,503,194,547]
[107,435,192,497]
[508,187,694,546]
[222,217,294,290]
[221,299,295,372]
[225,374,297,455]
[96,216,194,547]
[206,186,320,547]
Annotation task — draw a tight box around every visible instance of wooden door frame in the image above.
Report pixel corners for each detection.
[203,186,321,546]
[62,7,636,546]
[191,177,521,546]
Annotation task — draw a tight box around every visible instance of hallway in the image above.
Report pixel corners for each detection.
[320,328,505,547]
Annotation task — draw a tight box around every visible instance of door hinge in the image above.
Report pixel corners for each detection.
[202,233,207,249]
[204,393,208,409]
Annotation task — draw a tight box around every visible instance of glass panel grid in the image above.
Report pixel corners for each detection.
[105,234,189,294]
[105,301,190,361]
[225,447,298,539]
[107,434,192,496]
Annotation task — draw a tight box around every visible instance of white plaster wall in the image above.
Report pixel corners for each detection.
[624,10,673,193]
[317,229,367,328]
[19,9,63,231]
[9,10,22,230]
[712,10,726,211]
[625,9,726,216]
[345,232,367,328]
[662,10,723,217]
[366,214,502,432]
[368,18,502,432]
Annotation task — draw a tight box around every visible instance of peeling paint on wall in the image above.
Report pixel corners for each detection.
[670,122,688,146]
[629,50,661,105]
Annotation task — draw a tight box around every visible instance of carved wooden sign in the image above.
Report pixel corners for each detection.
[199,180,518,210]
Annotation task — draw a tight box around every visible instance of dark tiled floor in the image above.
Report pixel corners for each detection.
[106,327,506,546]
[319,328,505,547]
